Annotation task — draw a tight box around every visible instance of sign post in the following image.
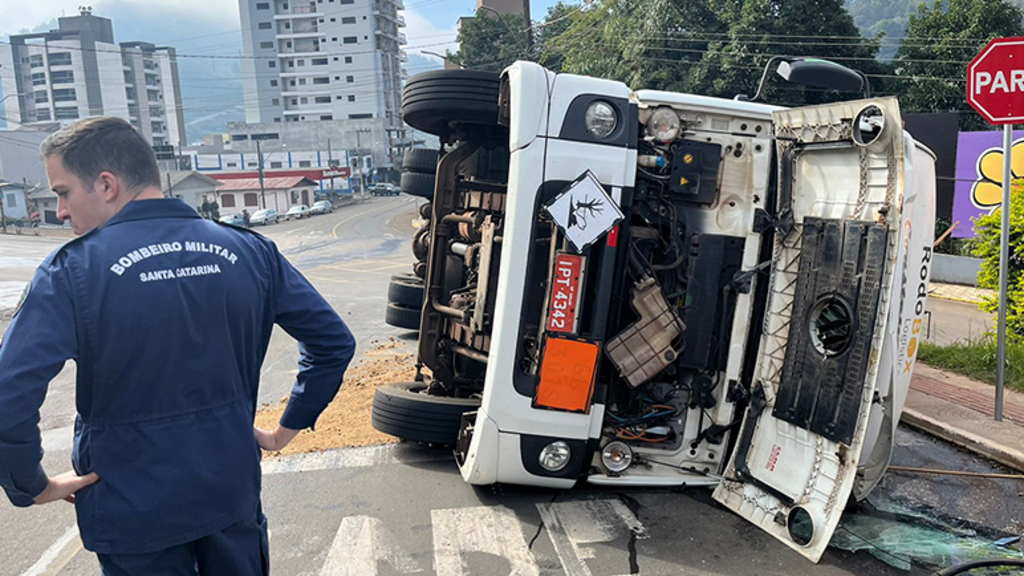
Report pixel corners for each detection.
[967,37,1024,421]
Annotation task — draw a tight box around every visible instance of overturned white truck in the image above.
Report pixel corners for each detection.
[374,58,936,561]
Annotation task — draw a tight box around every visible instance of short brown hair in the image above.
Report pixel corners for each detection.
[40,116,161,192]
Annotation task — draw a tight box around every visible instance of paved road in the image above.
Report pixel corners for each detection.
[1,197,1021,575]
[924,297,995,346]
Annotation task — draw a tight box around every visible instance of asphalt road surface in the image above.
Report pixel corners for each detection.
[1,197,1021,575]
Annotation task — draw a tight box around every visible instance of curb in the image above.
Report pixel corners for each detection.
[900,408,1024,472]
[928,292,986,305]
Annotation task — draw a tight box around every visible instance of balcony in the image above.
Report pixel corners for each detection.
[277,50,324,58]
[273,6,321,18]
[280,89,331,96]
[398,32,406,44]
[282,107,332,116]
[276,29,326,40]
[397,14,406,27]
[398,50,408,62]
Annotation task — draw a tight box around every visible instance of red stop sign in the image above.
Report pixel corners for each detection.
[968,37,1024,125]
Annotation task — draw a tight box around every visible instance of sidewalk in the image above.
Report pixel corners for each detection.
[903,363,1024,472]
[929,281,996,304]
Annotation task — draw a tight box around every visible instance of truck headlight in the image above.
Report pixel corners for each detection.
[538,441,572,472]
[601,441,633,473]
[648,107,681,142]
[585,101,618,138]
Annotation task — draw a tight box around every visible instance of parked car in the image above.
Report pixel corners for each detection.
[371,183,400,196]
[250,209,279,226]
[310,200,333,215]
[372,60,937,562]
[285,205,310,220]
[218,213,244,226]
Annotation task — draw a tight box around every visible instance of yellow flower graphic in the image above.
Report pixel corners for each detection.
[972,140,1024,211]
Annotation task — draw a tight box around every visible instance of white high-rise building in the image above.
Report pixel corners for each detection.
[238,0,407,131]
[0,8,186,147]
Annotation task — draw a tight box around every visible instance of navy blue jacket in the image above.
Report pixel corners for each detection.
[0,199,355,554]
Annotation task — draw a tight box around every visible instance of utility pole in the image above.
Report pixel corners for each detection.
[355,129,369,195]
[327,137,335,199]
[256,139,266,209]
[0,182,8,234]
[523,0,533,54]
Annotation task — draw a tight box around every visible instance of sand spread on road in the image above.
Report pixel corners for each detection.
[255,338,419,457]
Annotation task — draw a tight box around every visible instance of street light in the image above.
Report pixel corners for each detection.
[255,139,287,210]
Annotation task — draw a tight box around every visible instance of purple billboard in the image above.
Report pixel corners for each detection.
[953,130,1022,238]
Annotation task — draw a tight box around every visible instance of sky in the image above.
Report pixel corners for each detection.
[0,0,562,141]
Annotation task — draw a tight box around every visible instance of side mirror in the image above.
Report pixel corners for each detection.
[740,56,871,103]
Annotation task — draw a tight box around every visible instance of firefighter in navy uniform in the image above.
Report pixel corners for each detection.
[0,117,355,574]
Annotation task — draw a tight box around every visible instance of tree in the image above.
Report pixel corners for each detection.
[687,0,885,105]
[973,188,1024,338]
[448,9,530,72]
[548,0,725,93]
[893,0,1024,131]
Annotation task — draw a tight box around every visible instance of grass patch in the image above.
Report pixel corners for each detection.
[918,335,1024,393]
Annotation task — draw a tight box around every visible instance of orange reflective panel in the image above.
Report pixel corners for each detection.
[534,336,600,413]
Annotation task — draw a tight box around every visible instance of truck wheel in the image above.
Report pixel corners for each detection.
[401,171,435,200]
[392,272,421,284]
[402,70,501,139]
[372,383,480,445]
[402,148,440,174]
[385,302,420,330]
[388,279,424,307]
[412,226,430,262]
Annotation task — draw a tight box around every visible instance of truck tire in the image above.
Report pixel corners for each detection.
[402,148,439,174]
[388,279,424,307]
[385,302,420,330]
[372,383,480,445]
[401,171,435,200]
[412,226,430,262]
[402,70,501,139]
[391,272,421,284]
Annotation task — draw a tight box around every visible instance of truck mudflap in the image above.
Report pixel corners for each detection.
[713,98,906,562]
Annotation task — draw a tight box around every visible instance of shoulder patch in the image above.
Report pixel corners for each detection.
[12,283,29,318]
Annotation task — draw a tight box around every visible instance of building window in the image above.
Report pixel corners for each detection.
[313,77,329,84]
[344,56,352,64]
[7,193,16,208]
[272,98,280,105]
[332,37,337,42]
[343,36,357,44]
[34,91,48,103]
[149,106,164,116]
[231,134,249,141]
[29,55,44,68]
[226,162,238,167]
[258,22,272,29]
[290,80,296,87]
[348,95,355,102]
[348,113,372,119]
[260,41,274,49]
[126,87,137,100]
[52,88,76,102]
[270,161,283,168]
[244,193,259,206]
[342,16,355,24]
[300,97,308,104]
[346,75,354,83]
[270,79,278,87]
[298,78,306,85]
[315,96,330,103]
[335,95,343,100]
[333,57,339,61]
[330,18,336,22]
[291,98,298,105]
[320,114,333,120]
[287,61,294,68]
[297,59,305,66]
[274,117,281,122]
[36,109,51,121]
[221,194,236,207]
[251,133,279,140]
[268,61,276,68]
[286,41,292,48]
[340,0,353,4]
[256,1,270,8]
[299,160,311,167]
[54,107,80,120]
[247,162,258,168]
[48,52,72,66]
[31,72,46,86]
[151,122,163,133]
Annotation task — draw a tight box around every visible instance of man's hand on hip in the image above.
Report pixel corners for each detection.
[254,425,300,452]
[34,471,100,505]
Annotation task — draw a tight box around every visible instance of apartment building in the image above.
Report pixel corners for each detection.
[0,8,185,146]
[238,0,407,132]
